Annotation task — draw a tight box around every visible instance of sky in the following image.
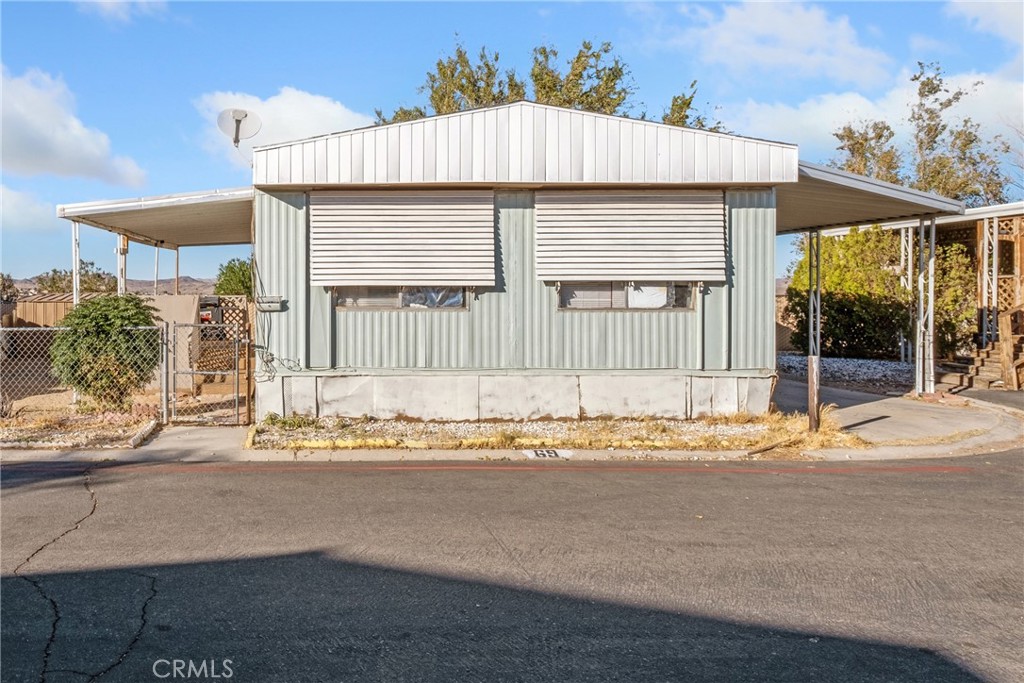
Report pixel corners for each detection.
[1,0,1021,281]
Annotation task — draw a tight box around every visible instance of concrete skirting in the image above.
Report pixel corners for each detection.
[256,373,774,421]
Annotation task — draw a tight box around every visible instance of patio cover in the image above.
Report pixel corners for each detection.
[55,165,962,246]
[56,187,254,248]
[777,162,963,232]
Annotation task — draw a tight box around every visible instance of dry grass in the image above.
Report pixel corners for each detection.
[255,404,862,456]
[0,412,149,448]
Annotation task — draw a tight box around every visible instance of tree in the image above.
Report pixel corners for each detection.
[50,295,160,412]
[785,227,912,359]
[375,39,717,131]
[833,121,903,184]
[0,273,17,303]
[909,62,1010,207]
[833,62,1010,207]
[530,41,632,115]
[214,258,253,300]
[786,227,976,359]
[34,260,116,294]
[376,44,525,124]
[661,80,726,132]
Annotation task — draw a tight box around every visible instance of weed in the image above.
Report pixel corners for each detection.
[263,412,321,429]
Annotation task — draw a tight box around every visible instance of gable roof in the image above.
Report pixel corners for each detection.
[252,100,799,187]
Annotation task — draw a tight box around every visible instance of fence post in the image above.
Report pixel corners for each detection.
[161,321,169,424]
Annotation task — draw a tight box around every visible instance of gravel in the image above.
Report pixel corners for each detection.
[777,353,913,393]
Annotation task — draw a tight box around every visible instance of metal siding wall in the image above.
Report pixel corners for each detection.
[728,190,776,370]
[332,197,512,369]
[309,191,496,286]
[329,190,713,371]
[535,191,726,281]
[254,191,308,372]
[253,102,798,186]
[518,192,705,370]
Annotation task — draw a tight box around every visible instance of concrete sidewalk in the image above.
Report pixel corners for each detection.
[3,380,1020,464]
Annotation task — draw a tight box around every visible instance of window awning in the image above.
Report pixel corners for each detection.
[776,163,963,233]
[56,187,253,248]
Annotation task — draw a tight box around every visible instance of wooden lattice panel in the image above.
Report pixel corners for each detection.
[998,278,1016,310]
[997,216,1019,237]
[219,296,249,332]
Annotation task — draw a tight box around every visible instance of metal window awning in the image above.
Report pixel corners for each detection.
[776,162,964,233]
[56,187,254,248]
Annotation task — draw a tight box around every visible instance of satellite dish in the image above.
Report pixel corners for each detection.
[217,108,262,148]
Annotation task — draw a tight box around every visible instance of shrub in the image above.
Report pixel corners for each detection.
[50,295,160,412]
[786,289,911,360]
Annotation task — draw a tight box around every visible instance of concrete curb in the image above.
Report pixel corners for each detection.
[128,420,159,448]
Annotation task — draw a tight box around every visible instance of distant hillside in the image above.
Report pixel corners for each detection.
[13,276,216,297]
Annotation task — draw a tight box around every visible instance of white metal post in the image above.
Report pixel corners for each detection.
[990,216,1000,341]
[153,246,160,297]
[174,248,180,296]
[921,216,929,393]
[807,230,821,432]
[925,218,936,393]
[116,235,128,295]
[899,226,913,363]
[71,221,81,306]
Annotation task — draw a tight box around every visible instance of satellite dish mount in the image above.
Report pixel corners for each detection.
[217,108,262,148]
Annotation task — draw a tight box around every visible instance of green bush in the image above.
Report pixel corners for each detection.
[50,295,160,412]
[786,289,911,359]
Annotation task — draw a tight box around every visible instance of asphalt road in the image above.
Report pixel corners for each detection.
[2,452,1022,682]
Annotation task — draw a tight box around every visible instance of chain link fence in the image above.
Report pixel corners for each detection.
[0,325,165,420]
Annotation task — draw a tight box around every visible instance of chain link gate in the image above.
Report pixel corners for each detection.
[170,323,251,424]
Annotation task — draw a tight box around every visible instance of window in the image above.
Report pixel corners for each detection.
[558,282,694,310]
[334,286,466,310]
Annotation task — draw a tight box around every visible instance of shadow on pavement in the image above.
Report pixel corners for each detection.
[774,377,890,413]
[2,551,982,682]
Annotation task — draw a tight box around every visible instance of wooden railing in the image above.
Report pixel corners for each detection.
[997,303,1024,390]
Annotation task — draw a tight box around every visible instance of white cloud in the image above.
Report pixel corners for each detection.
[725,69,1023,164]
[76,1,167,24]
[642,2,891,88]
[908,33,948,56]
[194,87,375,168]
[0,186,63,233]
[1,65,146,187]
[945,1,1023,45]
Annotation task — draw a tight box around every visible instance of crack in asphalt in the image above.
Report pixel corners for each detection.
[479,516,536,586]
[13,467,98,683]
[88,571,158,682]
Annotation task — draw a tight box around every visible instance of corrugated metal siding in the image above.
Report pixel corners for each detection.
[534,190,725,281]
[330,191,713,371]
[308,191,496,286]
[254,191,308,370]
[332,197,510,369]
[254,101,798,187]
[519,192,704,369]
[729,190,776,370]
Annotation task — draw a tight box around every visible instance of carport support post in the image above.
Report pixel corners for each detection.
[116,235,128,295]
[71,221,81,306]
[899,227,914,364]
[153,246,160,296]
[914,218,937,394]
[807,230,822,432]
[174,248,180,295]
[71,220,80,407]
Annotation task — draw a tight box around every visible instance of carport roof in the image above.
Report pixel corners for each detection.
[776,163,963,233]
[56,187,253,248]
[55,164,964,246]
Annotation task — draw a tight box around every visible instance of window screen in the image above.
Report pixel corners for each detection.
[558,282,694,310]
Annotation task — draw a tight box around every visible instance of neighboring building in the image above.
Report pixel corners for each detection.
[837,203,1024,389]
[57,101,963,421]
